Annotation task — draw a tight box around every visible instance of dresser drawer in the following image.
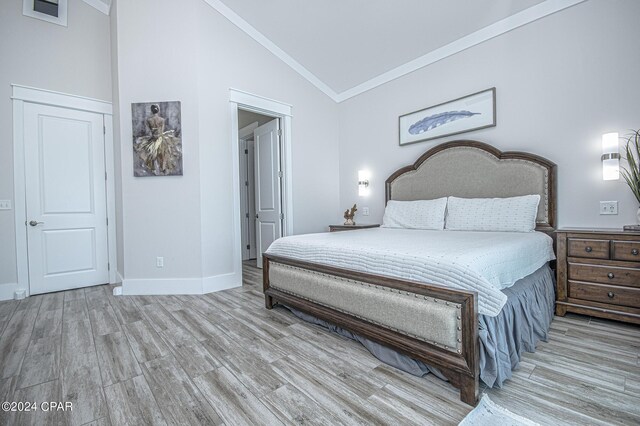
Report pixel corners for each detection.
[569,281,640,308]
[568,263,640,288]
[612,240,640,262]
[567,238,610,259]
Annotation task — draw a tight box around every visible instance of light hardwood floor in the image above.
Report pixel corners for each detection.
[0,261,638,425]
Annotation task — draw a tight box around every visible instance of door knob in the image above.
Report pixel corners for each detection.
[28,220,44,227]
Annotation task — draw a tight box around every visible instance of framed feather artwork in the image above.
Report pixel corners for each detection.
[399,88,496,146]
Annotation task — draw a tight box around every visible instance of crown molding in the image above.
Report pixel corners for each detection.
[82,0,111,15]
[335,0,586,102]
[203,0,340,102]
[204,0,586,103]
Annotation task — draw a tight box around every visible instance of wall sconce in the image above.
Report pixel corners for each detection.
[602,132,620,181]
[358,170,370,196]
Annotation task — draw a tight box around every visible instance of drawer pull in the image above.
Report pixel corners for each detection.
[607,272,615,279]
[632,249,639,256]
[585,246,593,253]
[607,291,615,298]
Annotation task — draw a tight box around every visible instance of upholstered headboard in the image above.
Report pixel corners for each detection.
[385,141,557,230]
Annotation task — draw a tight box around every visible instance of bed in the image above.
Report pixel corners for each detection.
[262,140,557,405]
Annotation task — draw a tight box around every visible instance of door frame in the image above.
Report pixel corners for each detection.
[11,85,117,297]
[229,89,293,273]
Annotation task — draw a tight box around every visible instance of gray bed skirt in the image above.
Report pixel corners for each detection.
[283,264,555,388]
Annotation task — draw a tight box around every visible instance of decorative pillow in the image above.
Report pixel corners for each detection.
[382,198,448,230]
[445,195,540,232]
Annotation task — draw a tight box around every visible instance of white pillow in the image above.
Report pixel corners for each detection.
[382,198,448,230]
[445,195,540,232]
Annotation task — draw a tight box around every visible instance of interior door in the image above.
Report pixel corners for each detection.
[246,139,257,260]
[254,119,282,268]
[238,138,258,261]
[23,102,109,295]
[239,138,250,261]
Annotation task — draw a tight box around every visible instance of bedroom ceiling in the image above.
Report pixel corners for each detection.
[82,0,111,15]
[216,0,547,95]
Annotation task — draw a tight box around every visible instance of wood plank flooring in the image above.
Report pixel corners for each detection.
[0,261,638,425]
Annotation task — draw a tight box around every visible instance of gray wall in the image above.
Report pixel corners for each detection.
[0,0,112,287]
[113,0,340,285]
[110,0,124,280]
[4,0,639,293]
[337,0,640,228]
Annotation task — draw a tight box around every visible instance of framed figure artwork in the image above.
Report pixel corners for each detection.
[132,101,183,177]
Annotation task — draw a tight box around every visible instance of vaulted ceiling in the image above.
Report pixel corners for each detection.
[94,0,586,102]
[209,0,585,101]
[219,0,544,93]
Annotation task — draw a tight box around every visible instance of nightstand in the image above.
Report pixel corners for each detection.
[329,224,380,232]
[556,228,640,324]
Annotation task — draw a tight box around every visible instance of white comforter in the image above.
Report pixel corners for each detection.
[266,228,555,316]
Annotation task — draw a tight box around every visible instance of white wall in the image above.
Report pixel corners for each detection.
[0,0,112,288]
[337,0,640,229]
[5,0,634,296]
[113,0,340,290]
[109,0,124,280]
[114,0,203,285]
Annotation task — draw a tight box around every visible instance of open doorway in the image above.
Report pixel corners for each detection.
[237,109,283,270]
[230,89,293,289]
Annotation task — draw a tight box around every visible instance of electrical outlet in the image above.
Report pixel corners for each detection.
[599,201,618,215]
[156,257,164,268]
[0,200,11,210]
[362,207,370,216]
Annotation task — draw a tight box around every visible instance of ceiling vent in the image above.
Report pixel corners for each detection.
[34,0,59,17]
[23,0,68,26]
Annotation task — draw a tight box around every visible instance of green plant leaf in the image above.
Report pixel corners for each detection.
[621,129,640,205]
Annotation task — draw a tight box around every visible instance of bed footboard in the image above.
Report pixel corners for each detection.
[263,254,479,405]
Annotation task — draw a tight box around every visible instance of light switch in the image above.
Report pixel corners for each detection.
[362,207,370,216]
[0,200,11,210]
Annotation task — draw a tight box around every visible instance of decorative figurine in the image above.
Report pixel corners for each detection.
[343,204,358,225]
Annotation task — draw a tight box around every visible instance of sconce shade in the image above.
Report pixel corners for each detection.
[602,132,619,181]
[358,170,370,196]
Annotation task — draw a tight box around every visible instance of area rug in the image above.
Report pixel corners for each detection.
[459,394,539,426]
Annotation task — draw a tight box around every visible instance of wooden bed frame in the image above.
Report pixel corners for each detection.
[263,140,557,405]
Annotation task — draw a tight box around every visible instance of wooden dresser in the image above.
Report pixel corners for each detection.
[556,228,640,324]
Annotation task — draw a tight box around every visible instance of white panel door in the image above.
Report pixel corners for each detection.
[239,138,257,261]
[254,119,282,268]
[24,102,109,295]
[239,138,250,261]
[247,139,257,260]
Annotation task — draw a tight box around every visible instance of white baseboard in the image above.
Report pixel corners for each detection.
[121,272,241,296]
[202,272,241,293]
[0,271,240,300]
[0,282,21,301]
[121,277,203,295]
